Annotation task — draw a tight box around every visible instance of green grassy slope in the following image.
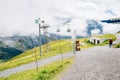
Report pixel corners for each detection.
[0,57,73,80]
[94,34,116,40]
[0,40,68,70]
[0,34,116,71]
[0,38,95,71]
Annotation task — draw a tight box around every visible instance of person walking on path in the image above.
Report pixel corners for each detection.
[109,38,113,48]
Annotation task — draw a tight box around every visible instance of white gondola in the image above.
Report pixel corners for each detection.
[56,26,60,32]
[56,29,60,32]
[67,27,71,32]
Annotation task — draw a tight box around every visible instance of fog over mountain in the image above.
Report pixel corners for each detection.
[0,33,84,60]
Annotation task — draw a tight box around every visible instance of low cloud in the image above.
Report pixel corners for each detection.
[86,20,103,36]
[0,0,120,36]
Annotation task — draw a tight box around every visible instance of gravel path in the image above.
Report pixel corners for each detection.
[59,46,120,80]
[0,52,74,77]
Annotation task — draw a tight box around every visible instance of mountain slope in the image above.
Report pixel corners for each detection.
[0,35,39,61]
[0,34,80,61]
[0,33,116,71]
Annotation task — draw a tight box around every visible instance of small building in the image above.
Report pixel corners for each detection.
[89,37,108,44]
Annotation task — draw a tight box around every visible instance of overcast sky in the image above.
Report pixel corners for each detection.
[0,0,120,36]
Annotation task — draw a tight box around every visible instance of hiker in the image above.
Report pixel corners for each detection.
[109,38,113,48]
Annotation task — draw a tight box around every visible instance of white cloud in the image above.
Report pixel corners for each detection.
[91,29,100,35]
[102,23,120,34]
[0,0,120,36]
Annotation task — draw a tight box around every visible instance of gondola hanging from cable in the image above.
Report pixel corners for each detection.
[67,27,71,32]
[56,26,60,32]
